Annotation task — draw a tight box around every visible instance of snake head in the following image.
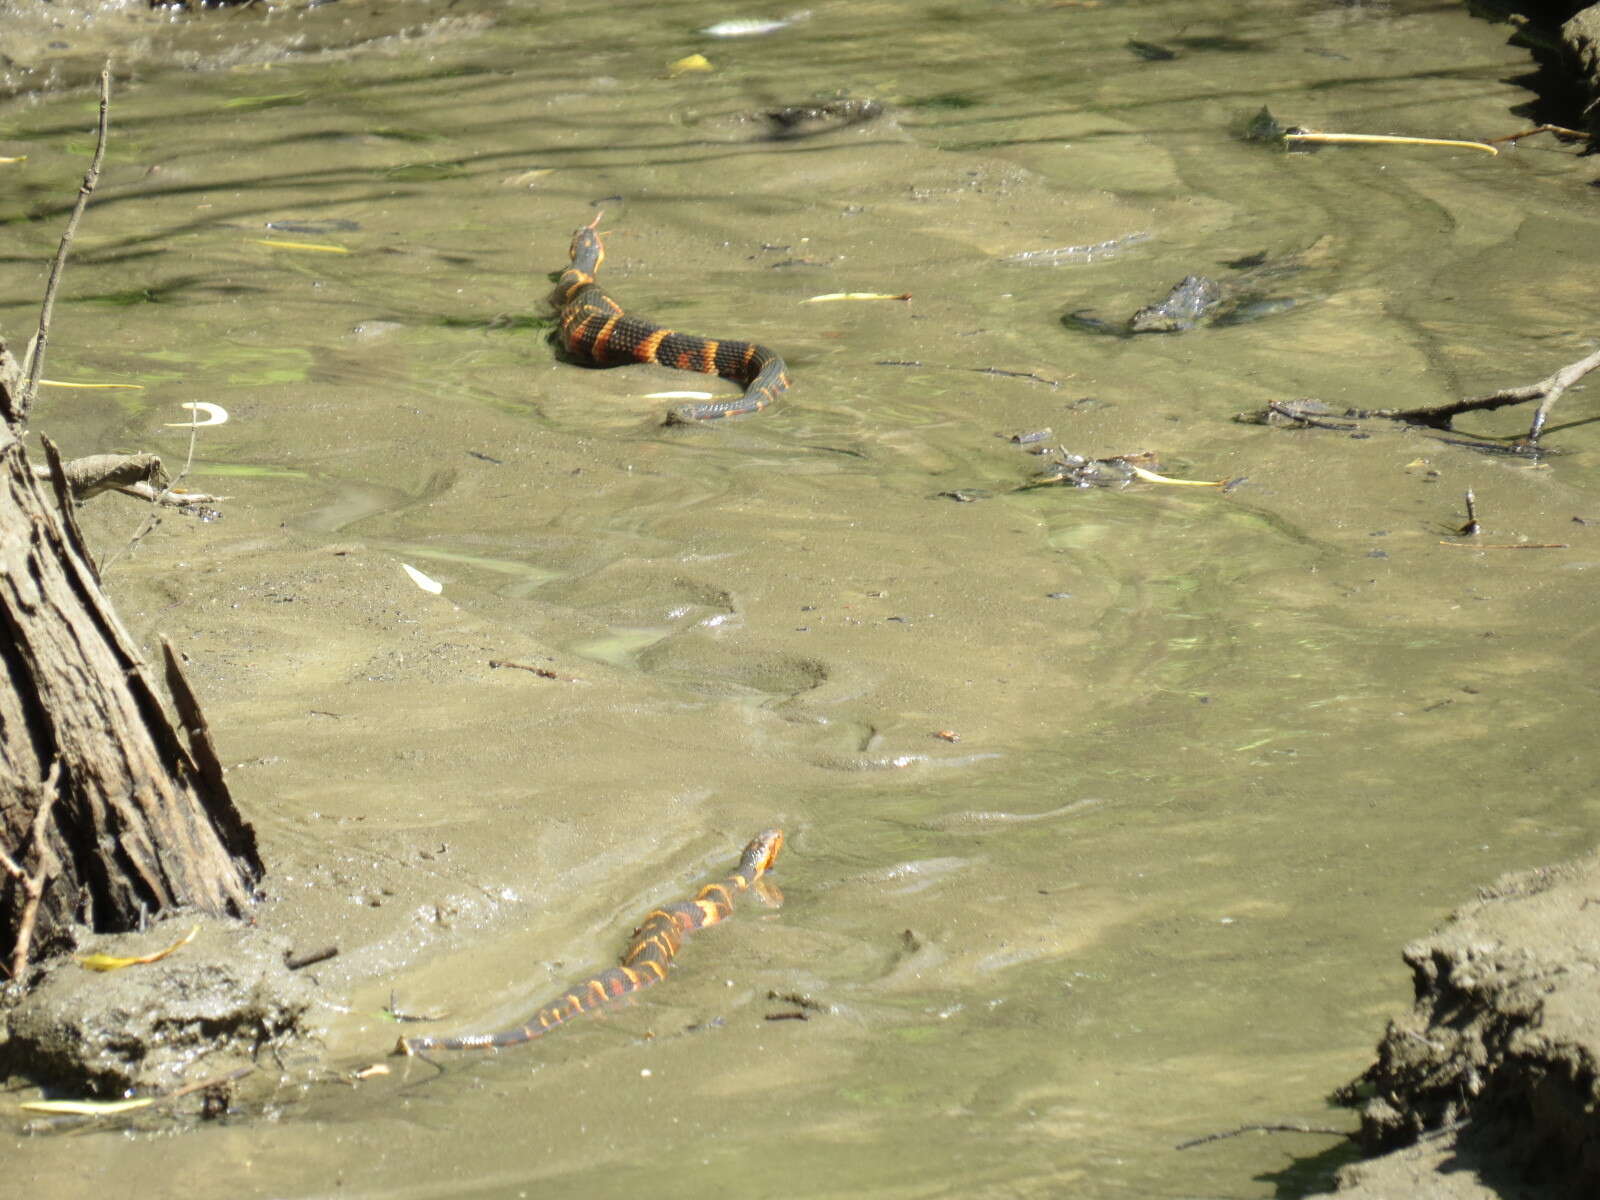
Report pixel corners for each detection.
[743,829,785,875]
[569,210,606,269]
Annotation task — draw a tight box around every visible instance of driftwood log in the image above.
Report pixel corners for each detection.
[0,73,261,983]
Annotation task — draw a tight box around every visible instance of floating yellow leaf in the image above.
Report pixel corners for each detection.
[19,1107,153,1126]
[668,54,713,75]
[1,155,26,164]
[79,925,199,972]
[1283,131,1497,156]
[39,379,145,390]
[254,239,351,254]
[802,292,912,303]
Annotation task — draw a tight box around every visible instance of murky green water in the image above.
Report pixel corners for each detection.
[5,0,1600,1195]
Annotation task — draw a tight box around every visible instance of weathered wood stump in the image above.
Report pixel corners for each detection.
[1,335,261,982]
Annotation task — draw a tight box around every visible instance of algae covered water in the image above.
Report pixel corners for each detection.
[3,1,1599,1195]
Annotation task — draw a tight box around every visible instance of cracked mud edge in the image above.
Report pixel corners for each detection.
[1332,848,1600,1200]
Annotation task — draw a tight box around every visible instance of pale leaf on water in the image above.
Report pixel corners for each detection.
[163,402,229,428]
[20,1098,155,1116]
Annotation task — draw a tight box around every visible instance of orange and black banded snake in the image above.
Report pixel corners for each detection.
[393,829,784,1056]
[553,213,790,422]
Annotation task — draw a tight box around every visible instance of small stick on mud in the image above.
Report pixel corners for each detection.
[1459,488,1480,537]
[19,66,111,421]
[970,366,1062,387]
[284,945,339,970]
[875,360,1066,388]
[1175,1121,1347,1150]
[0,762,64,981]
[488,659,576,681]
[163,1064,256,1104]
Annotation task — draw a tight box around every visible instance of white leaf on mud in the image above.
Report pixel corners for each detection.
[401,563,443,594]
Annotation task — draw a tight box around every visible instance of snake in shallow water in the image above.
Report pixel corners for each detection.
[553,212,791,423]
[393,829,784,1056]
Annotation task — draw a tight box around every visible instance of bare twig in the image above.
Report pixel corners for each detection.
[19,65,111,423]
[1175,1121,1347,1150]
[162,1064,255,1103]
[1252,345,1600,449]
[284,945,338,970]
[0,761,65,981]
[487,659,575,680]
[1484,123,1591,147]
[1360,345,1600,445]
[98,411,219,572]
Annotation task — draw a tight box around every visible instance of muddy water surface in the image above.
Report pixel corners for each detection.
[4,0,1600,1196]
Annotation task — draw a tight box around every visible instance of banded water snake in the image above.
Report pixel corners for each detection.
[554,213,790,422]
[393,829,784,1055]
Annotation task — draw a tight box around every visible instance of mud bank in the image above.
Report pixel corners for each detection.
[1514,1,1600,134]
[0,920,317,1097]
[1334,851,1600,1200]
[1561,7,1600,126]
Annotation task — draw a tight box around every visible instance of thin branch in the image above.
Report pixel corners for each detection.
[99,410,217,573]
[1250,344,1600,449]
[1484,123,1592,147]
[1357,344,1600,444]
[18,65,111,424]
[1,760,65,981]
[1175,1121,1347,1150]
